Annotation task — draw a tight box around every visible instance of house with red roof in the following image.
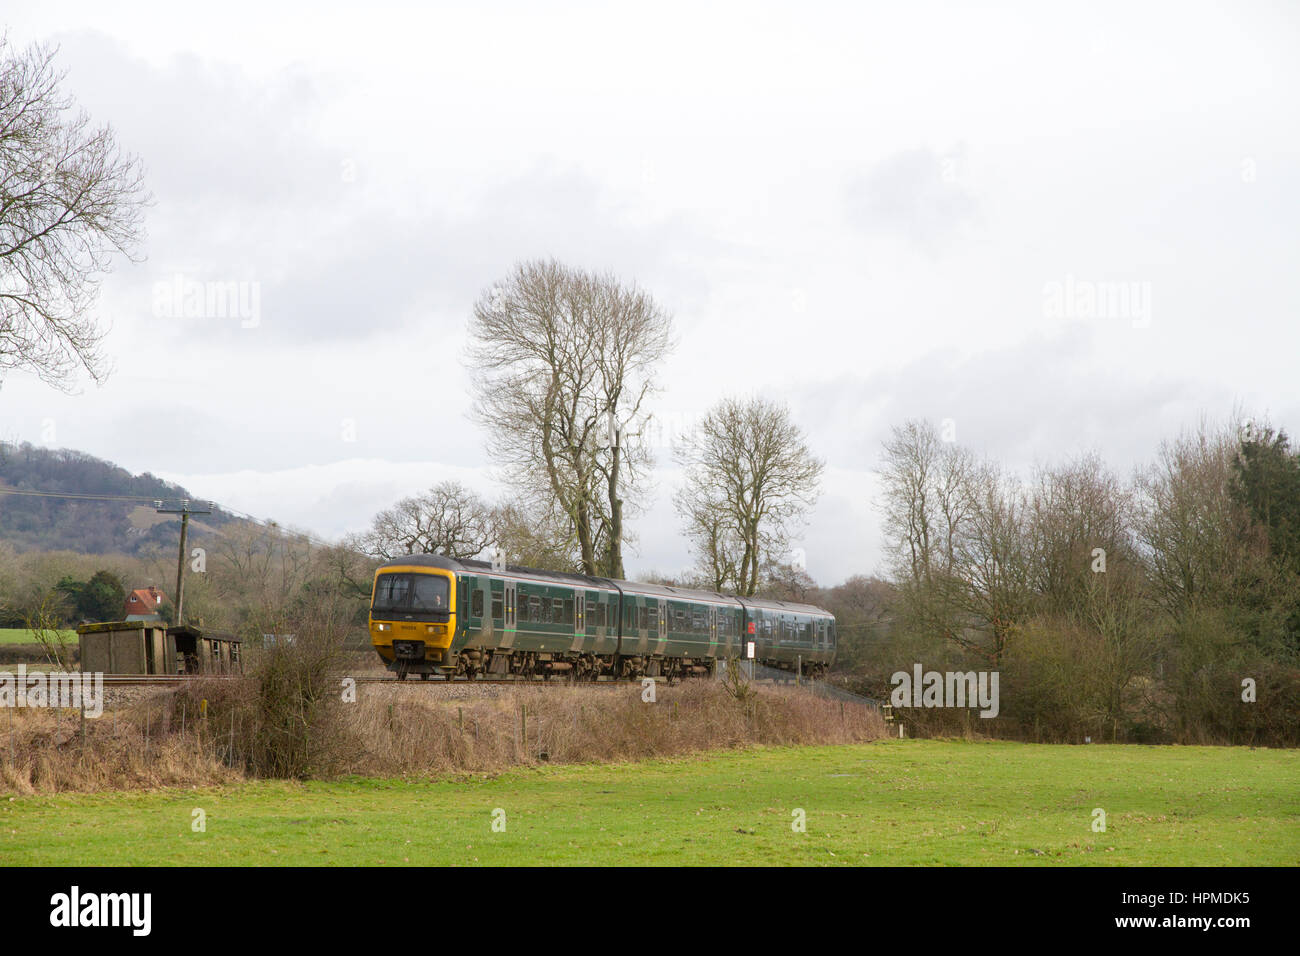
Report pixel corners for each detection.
[124,585,166,622]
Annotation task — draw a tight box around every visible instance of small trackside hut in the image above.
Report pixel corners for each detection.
[76,621,243,675]
[168,624,243,675]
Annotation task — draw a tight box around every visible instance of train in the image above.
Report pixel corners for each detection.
[367,553,837,681]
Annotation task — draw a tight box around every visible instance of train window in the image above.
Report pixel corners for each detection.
[647,606,659,629]
[692,609,706,632]
[472,590,484,618]
[492,595,503,621]
[373,573,410,608]
[563,598,574,625]
[527,595,542,622]
[638,606,647,630]
[410,575,448,610]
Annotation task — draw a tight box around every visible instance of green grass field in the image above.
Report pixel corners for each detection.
[2,740,1296,866]
[0,628,75,645]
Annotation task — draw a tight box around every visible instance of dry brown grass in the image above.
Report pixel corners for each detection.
[0,679,886,793]
[345,681,887,777]
[0,703,237,795]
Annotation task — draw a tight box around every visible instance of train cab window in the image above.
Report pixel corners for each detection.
[410,575,448,610]
[472,590,484,618]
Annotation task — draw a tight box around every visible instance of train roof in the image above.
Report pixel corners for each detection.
[375,554,833,617]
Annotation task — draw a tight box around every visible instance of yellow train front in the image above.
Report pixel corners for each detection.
[368,555,461,680]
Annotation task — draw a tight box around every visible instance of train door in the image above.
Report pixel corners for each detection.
[709,606,718,650]
[658,598,667,648]
[504,581,517,646]
[457,577,469,640]
[574,592,585,651]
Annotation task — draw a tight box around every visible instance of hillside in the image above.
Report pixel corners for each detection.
[0,442,241,555]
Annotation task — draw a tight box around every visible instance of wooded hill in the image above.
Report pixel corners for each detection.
[0,442,244,554]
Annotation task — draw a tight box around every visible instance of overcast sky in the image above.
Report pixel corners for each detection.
[3,1,1298,584]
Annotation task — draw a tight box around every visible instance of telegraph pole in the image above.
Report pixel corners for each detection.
[155,499,211,627]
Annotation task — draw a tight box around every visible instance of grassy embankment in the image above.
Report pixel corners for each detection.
[3,739,1295,866]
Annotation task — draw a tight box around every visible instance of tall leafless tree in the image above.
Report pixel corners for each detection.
[0,37,149,388]
[878,419,979,585]
[354,481,496,560]
[675,397,824,595]
[467,259,673,577]
[1135,418,1269,619]
[878,420,1032,664]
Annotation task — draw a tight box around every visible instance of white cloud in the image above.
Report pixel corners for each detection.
[1,2,1297,585]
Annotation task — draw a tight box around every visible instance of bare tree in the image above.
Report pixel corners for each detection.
[950,462,1034,665]
[467,260,673,577]
[488,498,575,571]
[1027,452,1136,623]
[22,584,74,669]
[674,479,743,591]
[878,419,978,585]
[878,420,1031,664]
[675,397,824,595]
[1135,419,1267,619]
[0,36,149,387]
[355,481,495,560]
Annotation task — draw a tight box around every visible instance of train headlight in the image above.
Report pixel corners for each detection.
[376,622,390,632]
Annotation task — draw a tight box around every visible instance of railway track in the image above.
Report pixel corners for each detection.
[80,673,810,688]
